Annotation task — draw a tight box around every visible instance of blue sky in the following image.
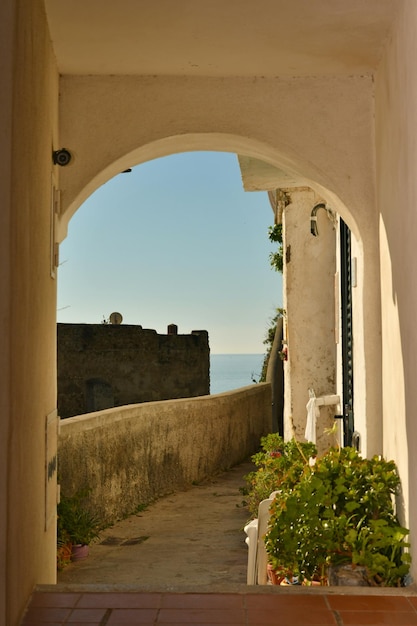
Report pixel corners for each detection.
[57,151,282,354]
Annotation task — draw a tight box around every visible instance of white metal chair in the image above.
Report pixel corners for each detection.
[244,491,278,585]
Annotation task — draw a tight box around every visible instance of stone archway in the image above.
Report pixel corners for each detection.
[49,72,383,601]
[56,111,381,455]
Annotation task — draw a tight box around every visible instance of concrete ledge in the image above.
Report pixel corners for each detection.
[37,583,417,596]
[58,384,271,525]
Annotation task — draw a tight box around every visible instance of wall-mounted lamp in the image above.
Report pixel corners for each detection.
[310,203,337,236]
[52,149,72,167]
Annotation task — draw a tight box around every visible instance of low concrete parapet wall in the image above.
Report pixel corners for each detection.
[58,383,272,525]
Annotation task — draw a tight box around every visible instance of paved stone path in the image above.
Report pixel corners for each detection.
[57,461,254,588]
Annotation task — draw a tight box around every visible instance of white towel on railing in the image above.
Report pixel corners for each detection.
[305,396,320,444]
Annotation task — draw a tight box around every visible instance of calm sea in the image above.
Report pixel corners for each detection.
[210,353,264,395]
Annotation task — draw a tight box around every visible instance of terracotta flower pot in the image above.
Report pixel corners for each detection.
[71,544,89,561]
[267,563,286,585]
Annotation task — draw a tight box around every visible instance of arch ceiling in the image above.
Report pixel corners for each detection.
[44,0,398,77]
[47,0,393,240]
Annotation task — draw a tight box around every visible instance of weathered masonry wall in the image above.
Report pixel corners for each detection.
[57,323,209,418]
[59,384,272,525]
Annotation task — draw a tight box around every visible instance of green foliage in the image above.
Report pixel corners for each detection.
[244,434,317,517]
[264,446,410,586]
[256,222,285,383]
[57,490,101,546]
[347,519,411,586]
[268,224,283,273]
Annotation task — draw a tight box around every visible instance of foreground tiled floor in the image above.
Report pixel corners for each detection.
[21,589,417,625]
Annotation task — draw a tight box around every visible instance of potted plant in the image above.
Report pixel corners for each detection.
[57,489,101,562]
[243,433,317,517]
[243,434,317,585]
[57,531,73,571]
[264,445,411,586]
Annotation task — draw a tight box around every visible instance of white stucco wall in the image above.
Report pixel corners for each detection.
[375,0,417,572]
[282,189,337,453]
[58,74,376,235]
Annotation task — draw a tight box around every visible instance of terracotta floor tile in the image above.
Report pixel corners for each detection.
[106,608,159,624]
[22,623,64,626]
[245,593,328,611]
[20,590,417,626]
[337,610,417,625]
[20,606,71,623]
[28,592,81,608]
[247,607,337,625]
[406,598,417,612]
[158,608,246,623]
[328,595,414,612]
[161,593,244,609]
[77,591,162,608]
[66,607,108,622]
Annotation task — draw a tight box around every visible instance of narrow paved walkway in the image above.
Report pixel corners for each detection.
[21,461,417,625]
[57,460,254,587]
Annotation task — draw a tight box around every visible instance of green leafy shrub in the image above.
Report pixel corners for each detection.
[244,433,317,517]
[264,446,410,586]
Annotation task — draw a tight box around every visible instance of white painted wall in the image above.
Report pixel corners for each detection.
[57,74,376,237]
[282,188,337,453]
[375,0,417,570]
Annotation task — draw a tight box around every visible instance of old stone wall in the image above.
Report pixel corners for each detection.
[57,323,209,418]
[58,383,272,525]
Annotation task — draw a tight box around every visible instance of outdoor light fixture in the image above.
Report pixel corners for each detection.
[310,203,337,236]
[52,149,72,167]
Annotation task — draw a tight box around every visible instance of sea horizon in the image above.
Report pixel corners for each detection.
[210,353,264,395]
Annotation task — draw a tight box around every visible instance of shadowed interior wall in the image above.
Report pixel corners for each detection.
[375,0,417,577]
[3,1,59,624]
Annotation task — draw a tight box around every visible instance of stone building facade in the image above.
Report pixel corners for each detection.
[57,323,209,418]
